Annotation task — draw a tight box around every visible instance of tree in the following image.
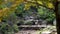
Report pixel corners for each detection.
[55,0,60,34]
[0,0,55,22]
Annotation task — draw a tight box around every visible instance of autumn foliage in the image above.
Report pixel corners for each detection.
[0,0,55,22]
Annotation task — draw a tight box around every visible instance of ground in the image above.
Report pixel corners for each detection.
[15,30,40,34]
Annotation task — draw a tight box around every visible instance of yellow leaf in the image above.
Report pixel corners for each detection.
[37,1,43,5]
[31,3,36,7]
[24,3,31,10]
[47,3,54,8]
[0,18,2,22]
[0,20,1,22]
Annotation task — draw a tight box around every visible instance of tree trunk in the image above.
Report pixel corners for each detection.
[55,0,60,34]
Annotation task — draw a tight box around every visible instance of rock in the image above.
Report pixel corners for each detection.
[41,31,52,34]
[53,19,56,26]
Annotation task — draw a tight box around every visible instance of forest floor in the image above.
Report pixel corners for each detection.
[15,30,40,34]
[15,26,57,34]
[15,30,57,34]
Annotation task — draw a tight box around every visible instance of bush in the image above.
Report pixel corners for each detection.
[0,22,19,34]
[0,13,19,34]
[38,6,55,24]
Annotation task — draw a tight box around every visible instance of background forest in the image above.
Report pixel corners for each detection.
[0,0,56,34]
